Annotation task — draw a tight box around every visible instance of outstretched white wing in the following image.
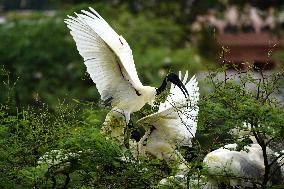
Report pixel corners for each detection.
[137,71,199,145]
[65,7,143,105]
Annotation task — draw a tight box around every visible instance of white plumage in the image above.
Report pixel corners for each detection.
[65,8,149,122]
[65,8,188,141]
[275,150,284,178]
[203,147,264,188]
[137,71,199,163]
[203,135,283,188]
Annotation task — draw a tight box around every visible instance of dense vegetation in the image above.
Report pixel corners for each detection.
[2,65,284,188]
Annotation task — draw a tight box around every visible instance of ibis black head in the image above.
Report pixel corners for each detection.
[156,73,189,98]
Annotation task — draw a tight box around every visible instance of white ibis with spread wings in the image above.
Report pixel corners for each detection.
[65,8,188,125]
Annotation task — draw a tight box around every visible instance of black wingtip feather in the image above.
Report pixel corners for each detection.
[93,13,100,19]
[88,8,100,19]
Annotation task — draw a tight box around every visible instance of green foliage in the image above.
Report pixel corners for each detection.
[0,3,207,108]
[0,102,80,188]
[0,101,173,188]
[1,65,284,188]
[0,11,97,108]
[196,66,284,188]
[198,68,284,147]
[196,28,220,60]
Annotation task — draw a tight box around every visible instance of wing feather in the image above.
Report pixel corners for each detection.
[137,72,199,146]
[73,8,143,89]
[65,8,143,104]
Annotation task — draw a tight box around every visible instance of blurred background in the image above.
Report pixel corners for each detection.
[1,0,284,108]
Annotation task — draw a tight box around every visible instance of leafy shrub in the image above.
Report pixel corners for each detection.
[196,66,284,188]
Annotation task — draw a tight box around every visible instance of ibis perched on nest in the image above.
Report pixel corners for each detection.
[65,7,188,142]
[137,71,199,175]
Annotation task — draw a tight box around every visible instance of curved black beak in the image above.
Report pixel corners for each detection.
[156,73,189,98]
[166,73,189,98]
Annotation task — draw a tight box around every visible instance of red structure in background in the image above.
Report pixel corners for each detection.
[217,33,280,70]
